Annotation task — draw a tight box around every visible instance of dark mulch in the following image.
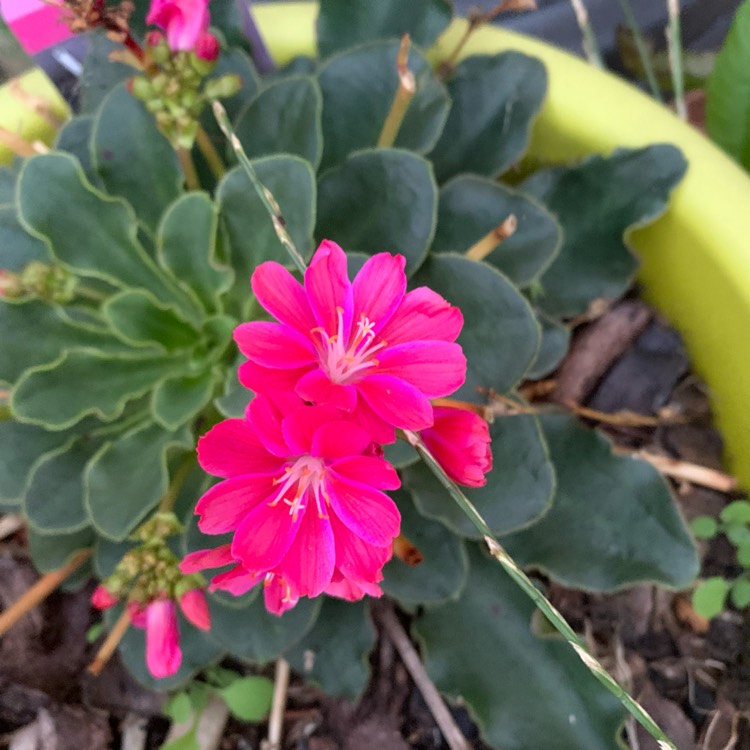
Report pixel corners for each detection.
[0,296,747,750]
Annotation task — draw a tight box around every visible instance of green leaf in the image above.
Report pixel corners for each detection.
[209,595,321,663]
[412,254,540,398]
[24,438,99,534]
[27,526,94,578]
[79,32,133,114]
[317,40,450,171]
[157,193,233,315]
[152,370,218,431]
[234,76,323,168]
[433,175,561,287]
[691,515,719,539]
[55,116,97,181]
[725,523,750,547]
[0,167,16,205]
[94,536,135,578]
[526,310,570,380]
[91,83,183,234]
[214,360,251,419]
[504,415,699,590]
[0,205,50,271]
[217,157,316,307]
[706,0,750,169]
[316,149,436,275]
[219,676,274,721]
[164,692,194,724]
[523,146,688,318]
[103,290,199,351]
[692,577,730,619]
[731,578,750,609]
[720,500,750,524]
[404,413,553,538]
[286,599,374,699]
[17,153,195,314]
[428,53,547,183]
[382,489,468,605]
[11,351,185,430]
[0,420,73,505]
[415,544,624,749]
[737,541,750,567]
[160,731,200,750]
[85,421,192,540]
[317,0,452,57]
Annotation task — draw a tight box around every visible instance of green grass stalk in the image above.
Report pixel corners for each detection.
[569,0,605,68]
[616,0,663,101]
[666,0,687,119]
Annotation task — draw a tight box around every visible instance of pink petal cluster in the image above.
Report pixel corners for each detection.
[185,240,493,616]
[146,0,210,52]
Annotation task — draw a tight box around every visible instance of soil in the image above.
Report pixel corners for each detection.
[0,295,746,750]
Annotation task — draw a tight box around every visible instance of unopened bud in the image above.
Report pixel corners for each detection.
[195,31,220,63]
[178,588,211,630]
[0,270,23,299]
[146,31,171,64]
[202,74,242,100]
[129,75,155,102]
[91,584,119,610]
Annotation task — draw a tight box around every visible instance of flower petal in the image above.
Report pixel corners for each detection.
[178,589,211,631]
[231,500,301,572]
[196,475,277,534]
[238,360,311,394]
[210,566,263,596]
[197,419,281,478]
[180,544,233,573]
[330,513,391,582]
[352,252,406,333]
[326,472,400,547]
[304,240,353,336]
[325,572,383,601]
[263,574,299,615]
[295,368,358,411]
[252,261,317,335]
[376,341,466,397]
[311,420,372,459]
[330,456,400,489]
[234,321,315,368]
[145,599,182,679]
[281,404,343,455]
[378,286,463,345]
[356,374,434,430]
[246,395,291,457]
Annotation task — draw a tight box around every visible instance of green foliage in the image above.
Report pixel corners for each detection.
[706,0,750,170]
[692,577,730,619]
[218,676,274,721]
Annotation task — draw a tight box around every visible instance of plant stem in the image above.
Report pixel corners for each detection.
[195,125,226,180]
[0,126,37,158]
[465,215,517,261]
[265,658,290,749]
[404,430,678,750]
[212,101,307,275]
[236,0,277,74]
[666,0,687,119]
[0,548,92,636]
[616,0,663,101]
[75,284,108,303]
[377,35,416,148]
[177,147,201,190]
[569,0,605,68]
[158,454,197,513]
[88,608,131,676]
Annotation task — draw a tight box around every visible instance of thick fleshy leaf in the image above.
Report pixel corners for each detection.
[286,598,374,699]
[0,167,16,205]
[217,157,316,308]
[382,490,467,605]
[526,310,571,380]
[91,83,183,234]
[404,412,554,538]
[503,415,699,589]
[523,146,688,318]
[24,438,99,534]
[103,290,199,351]
[85,421,192,540]
[12,351,185,430]
[55,116,97,183]
[429,53,547,182]
[433,175,561,287]
[157,192,233,315]
[79,31,133,114]
[317,40,450,171]
[27,526,95,586]
[234,76,323,168]
[316,149,437,275]
[214,357,252,418]
[151,369,218,431]
[209,594,321,663]
[0,205,50,271]
[17,153,194,312]
[317,0,452,57]
[412,254,539,399]
[415,544,625,750]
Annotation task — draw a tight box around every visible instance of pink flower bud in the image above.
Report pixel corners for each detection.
[91,584,118,610]
[194,31,220,62]
[145,599,182,679]
[178,588,211,630]
[145,30,164,47]
[146,0,210,52]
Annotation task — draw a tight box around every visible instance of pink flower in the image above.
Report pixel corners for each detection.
[146,0,209,52]
[194,30,220,61]
[419,406,493,487]
[91,584,118,610]
[129,599,182,679]
[180,392,401,611]
[325,572,383,602]
[234,240,466,443]
[178,588,211,630]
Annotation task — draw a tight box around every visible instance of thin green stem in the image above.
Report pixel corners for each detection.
[377,35,416,148]
[569,0,605,68]
[404,430,678,750]
[158,454,197,513]
[177,147,201,190]
[666,0,687,119]
[211,101,307,275]
[616,0,663,101]
[75,285,108,303]
[195,125,226,180]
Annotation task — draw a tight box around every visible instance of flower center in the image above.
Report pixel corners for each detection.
[312,308,386,385]
[268,455,329,521]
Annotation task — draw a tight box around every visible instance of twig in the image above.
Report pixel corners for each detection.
[88,608,131,676]
[666,0,687,119]
[195,125,226,180]
[465,215,517,261]
[262,658,290,750]
[378,602,471,750]
[0,514,24,541]
[0,126,37,158]
[121,713,148,750]
[0,548,92,635]
[177,147,200,191]
[377,35,416,148]
[616,0,663,101]
[569,0,605,68]
[9,80,66,129]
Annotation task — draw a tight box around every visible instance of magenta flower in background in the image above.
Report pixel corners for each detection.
[420,405,493,488]
[146,0,210,51]
[235,240,466,443]
[129,599,182,679]
[181,392,401,613]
